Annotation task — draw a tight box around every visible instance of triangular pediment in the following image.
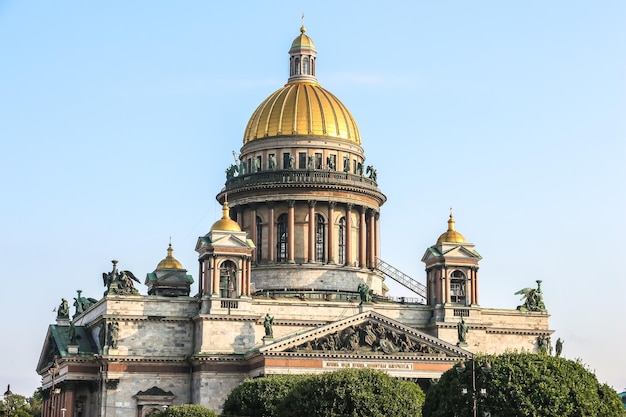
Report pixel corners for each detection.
[422,244,482,263]
[36,324,100,374]
[196,233,254,252]
[259,311,470,359]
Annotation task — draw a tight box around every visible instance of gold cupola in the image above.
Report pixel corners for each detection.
[210,201,241,232]
[242,25,361,145]
[436,210,467,244]
[156,242,184,270]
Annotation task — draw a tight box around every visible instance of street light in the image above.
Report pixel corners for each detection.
[3,384,13,417]
[457,359,491,417]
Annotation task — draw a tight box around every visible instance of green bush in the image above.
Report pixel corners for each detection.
[154,404,218,417]
[221,374,308,417]
[276,368,425,417]
[422,352,626,417]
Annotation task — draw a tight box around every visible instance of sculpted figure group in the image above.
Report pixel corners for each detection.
[287,321,446,356]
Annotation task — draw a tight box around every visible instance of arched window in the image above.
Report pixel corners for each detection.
[303,56,309,75]
[219,260,237,298]
[295,58,300,75]
[277,214,288,262]
[256,216,263,261]
[338,217,346,265]
[315,214,325,262]
[450,270,467,304]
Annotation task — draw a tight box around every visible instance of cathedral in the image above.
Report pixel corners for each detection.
[36,25,551,417]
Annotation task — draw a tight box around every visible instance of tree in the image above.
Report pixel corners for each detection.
[153,404,217,417]
[0,389,42,417]
[221,374,308,417]
[422,352,626,417]
[276,368,425,417]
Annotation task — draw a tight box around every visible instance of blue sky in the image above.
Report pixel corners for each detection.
[1,1,625,395]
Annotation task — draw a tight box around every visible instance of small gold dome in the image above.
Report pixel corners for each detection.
[211,201,242,232]
[243,81,361,144]
[436,212,467,244]
[290,25,316,52]
[157,243,184,269]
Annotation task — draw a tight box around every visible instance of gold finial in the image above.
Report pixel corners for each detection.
[447,208,456,231]
[300,13,306,33]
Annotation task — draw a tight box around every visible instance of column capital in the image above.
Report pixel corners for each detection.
[308,200,317,208]
[287,200,296,208]
[329,201,337,209]
[346,203,354,211]
[267,201,275,209]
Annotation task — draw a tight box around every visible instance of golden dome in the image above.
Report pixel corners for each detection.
[243,25,360,145]
[211,201,242,232]
[243,81,361,144]
[436,211,467,244]
[156,243,184,269]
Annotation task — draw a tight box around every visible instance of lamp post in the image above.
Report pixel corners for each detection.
[457,359,491,417]
[3,384,13,417]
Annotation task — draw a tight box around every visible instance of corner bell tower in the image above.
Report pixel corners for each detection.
[422,211,482,306]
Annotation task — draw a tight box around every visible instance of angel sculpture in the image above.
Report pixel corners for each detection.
[103,260,140,296]
[515,279,546,312]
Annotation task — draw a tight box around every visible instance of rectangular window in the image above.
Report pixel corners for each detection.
[299,152,307,169]
[283,153,291,169]
[255,156,262,172]
[327,154,336,170]
[315,153,323,170]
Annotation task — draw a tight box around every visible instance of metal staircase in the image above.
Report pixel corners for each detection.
[375,257,427,303]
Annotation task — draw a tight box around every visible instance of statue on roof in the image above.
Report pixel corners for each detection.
[103,260,140,296]
[57,298,70,319]
[515,280,546,312]
[366,165,377,182]
[73,290,98,318]
[358,283,373,303]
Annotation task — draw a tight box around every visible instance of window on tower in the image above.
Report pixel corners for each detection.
[219,260,237,298]
[277,214,288,262]
[303,56,309,75]
[315,214,325,262]
[450,270,467,304]
[338,217,346,265]
[256,216,263,261]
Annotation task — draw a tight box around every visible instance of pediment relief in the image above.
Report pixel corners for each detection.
[260,311,469,359]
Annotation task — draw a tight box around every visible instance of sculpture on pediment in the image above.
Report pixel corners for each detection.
[103,260,140,296]
[555,338,564,357]
[515,280,546,312]
[457,317,469,346]
[264,313,274,338]
[358,283,373,303]
[57,298,70,319]
[73,290,98,318]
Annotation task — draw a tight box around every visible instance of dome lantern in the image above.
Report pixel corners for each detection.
[288,16,317,83]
